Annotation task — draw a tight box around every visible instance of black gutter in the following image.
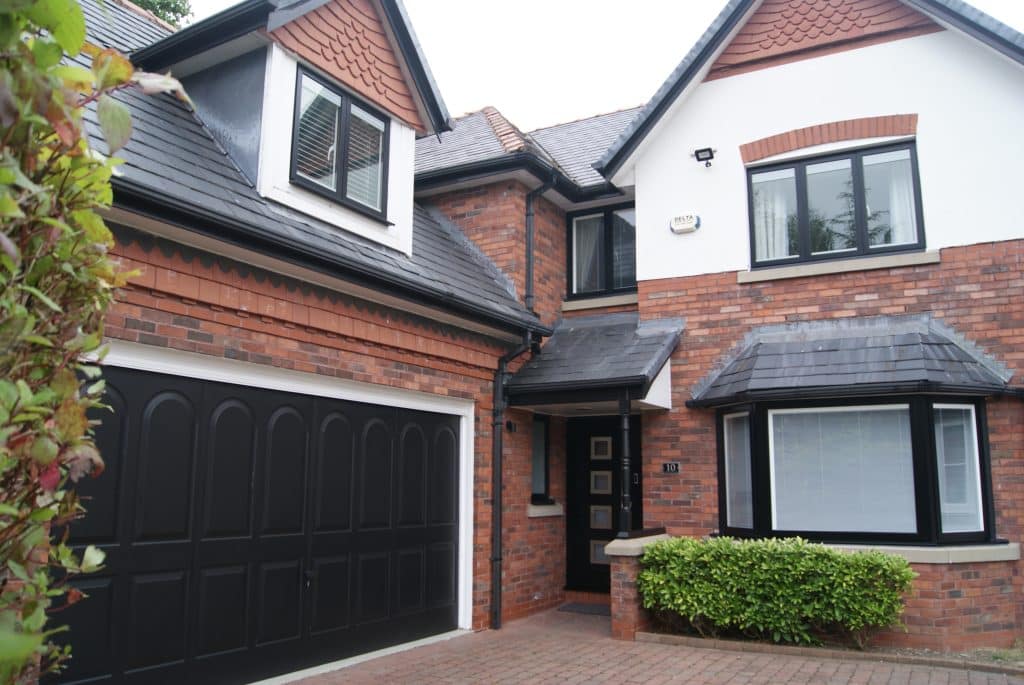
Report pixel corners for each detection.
[490,333,533,630]
[379,0,452,133]
[416,153,625,205]
[593,0,753,179]
[685,381,1013,409]
[524,175,556,311]
[111,180,552,337]
[509,375,650,396]
[131,0,272,69]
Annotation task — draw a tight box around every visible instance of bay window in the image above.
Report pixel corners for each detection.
[748,143,924,267]
[719,398,993,545]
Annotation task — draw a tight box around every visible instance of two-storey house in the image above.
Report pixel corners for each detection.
[418,0,1024,652]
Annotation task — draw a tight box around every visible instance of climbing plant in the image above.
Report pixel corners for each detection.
[0,1,188,681]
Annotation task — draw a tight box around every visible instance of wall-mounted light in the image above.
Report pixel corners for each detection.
[693,147,716,167]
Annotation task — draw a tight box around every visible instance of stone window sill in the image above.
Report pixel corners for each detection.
[827,542,1020,565]
[562,293,638,312]
[737,250,940,284]
[527,502,564,518]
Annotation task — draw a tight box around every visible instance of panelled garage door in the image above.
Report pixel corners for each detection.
[57,366,460,684]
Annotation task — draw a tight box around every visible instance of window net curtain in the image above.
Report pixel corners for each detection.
[770,406,916,533]
[751,169,795,261]
[574,216,604,292]
[865,150,917,246]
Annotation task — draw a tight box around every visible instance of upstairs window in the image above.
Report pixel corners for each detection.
[569,205,636,297]
[291,69,388,218]
[747,143,923,267]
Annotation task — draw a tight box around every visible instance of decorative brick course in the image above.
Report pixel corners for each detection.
[108,230,512,630]
[707,0,942,81]
[739,114,918,163]
[635,239,1024,650]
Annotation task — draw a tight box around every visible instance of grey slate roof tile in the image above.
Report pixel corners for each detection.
[528,107,642,188]
[80,1,542,333]
[508,313,683,395]
[415,110,511,175]
[414,106,641,189]
[81,0,172,52]
[690,314,1012,407]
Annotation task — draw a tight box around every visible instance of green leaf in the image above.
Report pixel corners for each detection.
[0,380,16,408]
[18,284,62,312]
[51,65,94,91]
[26,0,86,55]
[30,37,63,69]
[0,504,18,516]
[96,94,131,153]
[22,335,53,347]
[0,191,23,219]
[0,626,42,665]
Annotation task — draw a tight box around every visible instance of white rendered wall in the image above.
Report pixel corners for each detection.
[257,44,416,256]
[629,30,1024,281]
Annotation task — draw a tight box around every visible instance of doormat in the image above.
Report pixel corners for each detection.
[558,602,611,616]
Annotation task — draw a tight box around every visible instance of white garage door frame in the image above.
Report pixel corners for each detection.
[101,339,475,632]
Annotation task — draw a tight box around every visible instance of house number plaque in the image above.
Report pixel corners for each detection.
[662,462,680,474]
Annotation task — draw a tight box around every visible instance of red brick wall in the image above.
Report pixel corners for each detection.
[428,181,567,328]
[107,226,509,630]
[500,410,567,621]
[637,239,1024,649]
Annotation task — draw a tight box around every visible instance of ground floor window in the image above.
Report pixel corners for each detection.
[718,398,993,545]
[531,416,552,504]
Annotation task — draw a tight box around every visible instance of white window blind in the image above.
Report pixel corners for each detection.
[934,405,984,533]
[345,105,385,211]
[295,75,340,191]
[724,413,753,529]
[769,405,916,533]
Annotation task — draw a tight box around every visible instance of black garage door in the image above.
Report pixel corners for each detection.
[57,366,459,684]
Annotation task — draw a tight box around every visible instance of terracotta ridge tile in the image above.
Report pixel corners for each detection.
[108,0,176,32]
[481,106,530,154]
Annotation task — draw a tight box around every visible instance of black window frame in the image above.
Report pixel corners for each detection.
[290,67,391,223]
[746,141,925,268]
[565,202,638,299]
[716,396,997,546]
[531,415,554,505]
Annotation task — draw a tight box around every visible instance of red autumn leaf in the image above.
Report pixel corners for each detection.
[39,461,60,492]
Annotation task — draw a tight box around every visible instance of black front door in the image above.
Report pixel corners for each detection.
[55,366,459,684]
[566,416,642,592]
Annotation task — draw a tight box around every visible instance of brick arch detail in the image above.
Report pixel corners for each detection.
[739,114,918,164]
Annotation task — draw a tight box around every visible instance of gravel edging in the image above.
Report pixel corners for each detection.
[635,632,1024,677]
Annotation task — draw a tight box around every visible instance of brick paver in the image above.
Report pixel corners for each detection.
[298,610,1024,685]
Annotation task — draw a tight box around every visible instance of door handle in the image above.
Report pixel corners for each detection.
[304,569,316,589]
[632,473,639,485]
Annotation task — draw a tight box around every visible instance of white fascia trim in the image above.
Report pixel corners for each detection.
[102,340,476,631]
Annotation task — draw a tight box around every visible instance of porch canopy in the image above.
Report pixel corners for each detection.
[687,314,1013,408]
[507,313,684,412]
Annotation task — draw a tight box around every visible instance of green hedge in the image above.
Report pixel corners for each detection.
[637,537,915,648]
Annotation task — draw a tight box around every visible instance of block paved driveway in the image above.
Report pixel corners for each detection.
[297,609,1024,685]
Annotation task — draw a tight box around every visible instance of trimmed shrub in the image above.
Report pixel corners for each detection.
[637,537,915,648]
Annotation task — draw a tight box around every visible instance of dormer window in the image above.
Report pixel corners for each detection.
[747,142,924,267]
[291,69,389,218]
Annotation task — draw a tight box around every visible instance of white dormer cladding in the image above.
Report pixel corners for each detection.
[257,43,416,256]
[621,29,1024,282]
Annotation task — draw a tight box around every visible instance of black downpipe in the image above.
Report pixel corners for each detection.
[490,332,532,629]
[524,176,556,312]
